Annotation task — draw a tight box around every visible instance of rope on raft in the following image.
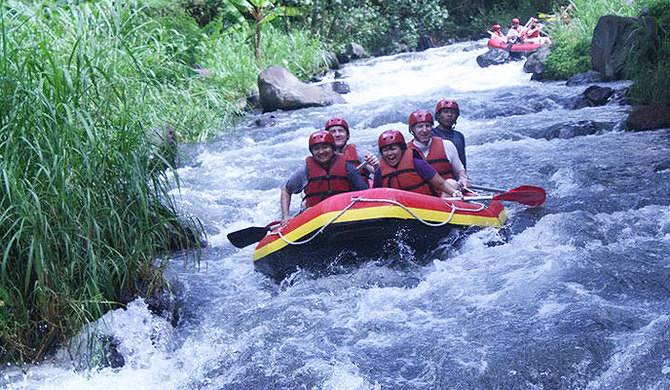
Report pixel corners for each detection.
[275,196,486,246]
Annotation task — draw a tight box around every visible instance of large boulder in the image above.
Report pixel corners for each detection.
[591,15,655,80]
[543,120,609,140]
[524,45,552,76]
[625,105,670,131]
[258,66,345,112]
[476,48,510,68]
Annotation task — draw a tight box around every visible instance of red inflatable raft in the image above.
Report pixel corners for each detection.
[253,188,507,280]
[486,38,547,54]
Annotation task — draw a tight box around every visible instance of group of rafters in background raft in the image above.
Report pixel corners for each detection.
[280,99,469,225]
[487,17,552,54]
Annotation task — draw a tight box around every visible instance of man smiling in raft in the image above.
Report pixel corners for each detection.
[280,130,368,225]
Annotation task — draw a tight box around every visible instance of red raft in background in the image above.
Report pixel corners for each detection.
[253,188,507,281]
[486,37,550,54]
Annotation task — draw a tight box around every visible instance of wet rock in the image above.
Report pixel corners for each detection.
[334,70,344,79]
[328,81,350,94]
[625,104,670,131]
[258,65,345,112]
[572,86,615,109]
[336,52,350,64]
[524,45,551,76]
[566,70,603,86]
[655,161,670,172]
[144,280,184,328]
[476,48,510,68]
[253,114,277,128]
[345,42,368,60]
[323,51,340,70]
[543,120,608,140]
[417,35,435,51]
[99,335,125,369]
[246,92,261,110]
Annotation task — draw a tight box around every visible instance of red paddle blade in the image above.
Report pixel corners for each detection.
[493,185,546,207]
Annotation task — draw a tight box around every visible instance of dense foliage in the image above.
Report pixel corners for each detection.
[0,0,327,365]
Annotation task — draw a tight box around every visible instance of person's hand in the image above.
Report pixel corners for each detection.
[280,215,291,227]
[458,177,469,190]
[364,153,379,168]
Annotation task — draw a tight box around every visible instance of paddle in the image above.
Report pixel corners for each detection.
[467,184,505,193]
[445,185,546,207]
[227,220,280,248]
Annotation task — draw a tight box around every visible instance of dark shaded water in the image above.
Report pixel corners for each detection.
[4,41,670,389]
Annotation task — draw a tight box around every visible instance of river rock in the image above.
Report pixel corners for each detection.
[543,120,608,140]
[566,70,603,86]
[572,86,615,109]
[625,104,670,131]
[327,81,350,94]
[258,65,345,112]
[476,48,510,68]
[323,51,340,70]
[417,35,435,51]
[345,42,368,60]
[524,45,551,76]
[591,15,655,80]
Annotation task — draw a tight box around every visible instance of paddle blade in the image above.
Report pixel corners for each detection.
[227,226,270,248]
[493,185,546,207]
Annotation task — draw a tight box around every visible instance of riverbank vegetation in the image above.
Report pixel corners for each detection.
[0,0,328,365]
[543,0,670,104]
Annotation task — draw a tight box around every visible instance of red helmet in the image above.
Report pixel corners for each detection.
[308,130,335,149]
[378,130,406,151]
[324,117,349,132]
[492,24,501,31]
[435,99,460,115]
[512,18,520,24]
[408,110,434,129]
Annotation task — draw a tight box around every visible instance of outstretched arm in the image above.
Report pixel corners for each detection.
[280,186,292,225]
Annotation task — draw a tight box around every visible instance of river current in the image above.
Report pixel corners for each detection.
[4,41,670,389]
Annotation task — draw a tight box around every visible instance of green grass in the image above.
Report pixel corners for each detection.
[0,0,328,365]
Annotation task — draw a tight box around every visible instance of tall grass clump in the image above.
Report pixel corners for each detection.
[200,23,328,97]
[0,0,203,364]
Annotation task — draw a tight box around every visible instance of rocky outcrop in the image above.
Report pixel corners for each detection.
[524,45,552,77]
[258,66,345,112]
[591,15,656,80]
[566,70,603,86]
[625,105,670,131]
[337,42,369,64]
[543,120,609,140]
[476,48,510,68]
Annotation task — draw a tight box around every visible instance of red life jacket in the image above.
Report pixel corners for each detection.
[342,143,369,180]
[379,149,434,196]
[304,154,351,208]
[409,137,454,180]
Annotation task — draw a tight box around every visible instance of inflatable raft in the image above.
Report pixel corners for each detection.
[253,188,507,280]
[486,38,547,54]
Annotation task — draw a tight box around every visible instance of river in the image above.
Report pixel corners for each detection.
[4,41,670,389]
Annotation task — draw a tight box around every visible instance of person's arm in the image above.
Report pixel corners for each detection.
[443,140,469,187]
[280,185,292,225]
[281,166,308,225]
[346,162,369,190]
[414,158,460,196]
[372,168,382,188]
[356,149,379,173]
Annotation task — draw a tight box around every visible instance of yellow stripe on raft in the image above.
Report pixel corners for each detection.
[253,205,507,261]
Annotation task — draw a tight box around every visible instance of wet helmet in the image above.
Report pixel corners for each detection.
[435,99,460,115]
[492,24,501,31]
[308,130,336,150]
[324,117,349,132]
[408,110,434,129]
[378,130,406,151]
[512,18,520,24]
